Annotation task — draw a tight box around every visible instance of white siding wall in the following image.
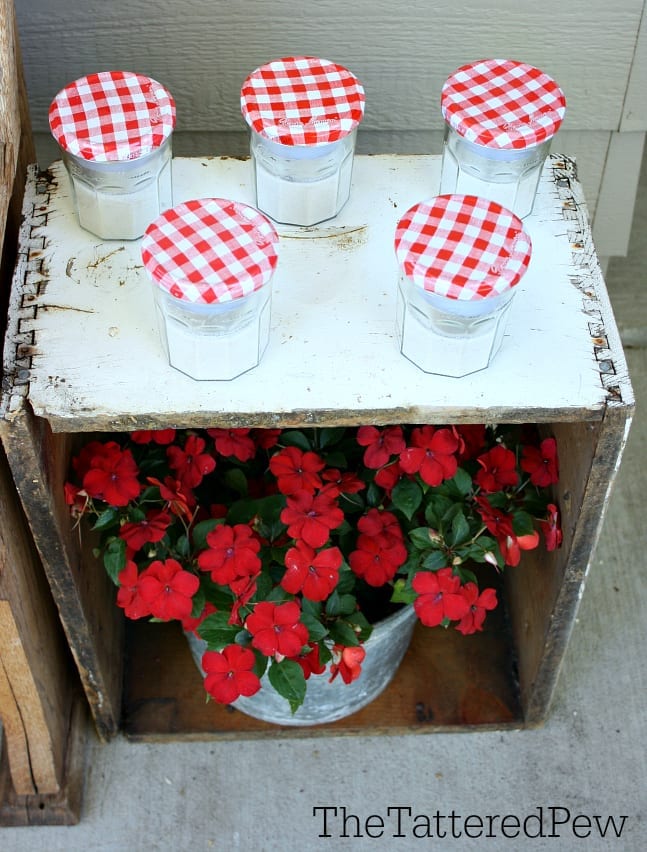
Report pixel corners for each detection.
[13,0,647,257]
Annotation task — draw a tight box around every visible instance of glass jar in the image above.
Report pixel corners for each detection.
[141,199,279,381]
[439,59,566,218]
[241,56,365,226]
[49,71,176,240]
[394,194,532,377]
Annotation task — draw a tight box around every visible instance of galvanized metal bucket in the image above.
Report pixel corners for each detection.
[186,603,417,726]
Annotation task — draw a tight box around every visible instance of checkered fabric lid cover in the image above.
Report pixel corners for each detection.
[49,71,176,162]
[141,199,279,304]
[394,195,532,300]
[441,59,566,150]
[240,56,365,146]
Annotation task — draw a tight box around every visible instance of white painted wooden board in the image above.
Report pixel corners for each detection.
[5,155,633,432]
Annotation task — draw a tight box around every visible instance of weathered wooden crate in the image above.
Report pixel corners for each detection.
[0,0,84,824]
[0,153,634,741]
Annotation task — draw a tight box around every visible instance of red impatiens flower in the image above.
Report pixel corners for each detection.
[82,441,142,507]
[349,509,407,587]
[475,496,539,567]
[269,446,325,496]
[399,426,460,487]
[540,503,563,551]
[197,524,261,586]
[356,425,406,469]
[246,601,309,660]
[520,437,559,487]
[374,460,404,496]
[251,428,282,449]
[321,468,366,496]
[130,428,176,445]
[455,424,487,461]
[281,541,342,601]
[116,560,151,620]
[455,583,498,635]
[280,486,344,548]
[474,495,515,539]
[119,509,171,552]
[137,558,200,621]
[147,475,195,519]
[329,645,366,684]
[349,535,405,587]
[207,428,256,463]
[412,568,471,627]
[166,434,216,490]
[202,645,261,704]
[181,601,217,634]
[475,445,519,493]
[291,643,327,679]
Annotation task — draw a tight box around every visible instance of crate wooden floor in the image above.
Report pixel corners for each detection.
[0,151,645,848]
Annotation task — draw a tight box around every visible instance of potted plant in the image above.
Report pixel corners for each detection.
[65,423,561,725]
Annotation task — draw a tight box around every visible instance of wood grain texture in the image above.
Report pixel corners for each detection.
[3,155,630,434]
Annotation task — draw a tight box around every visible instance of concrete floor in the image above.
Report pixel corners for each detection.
[1,154,646,850]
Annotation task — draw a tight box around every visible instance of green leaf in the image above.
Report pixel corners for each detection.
[328,620,360,647]
[267,659,307,714]
[512,510,535,537]
[92,507,120,531]
[451,467,474,496]
[366,481,383,508]
[192,518,224,552]
[319,427,346,448]
[103,537,127,584]
[391,579,417,604]
[448,511,471,547]
[391,478,423,521]
[190,587,206,619]
[409,526,438,550]
[223,467,249,497]
[301,612,329,642]
[197,611,240,650]
[422,550,449,571]
[280,430,312,451]
[325,591,357,617]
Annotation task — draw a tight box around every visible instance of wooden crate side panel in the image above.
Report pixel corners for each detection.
[0,410,123,739]
[507,410,632,723]
[505,421,599,717]
[0,441,72,794]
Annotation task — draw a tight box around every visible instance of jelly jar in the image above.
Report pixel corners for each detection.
[394,194,532,377]
[241,56,365,226]
[439,59,566,218]
[49,71,176,240]
[141,198,279,381]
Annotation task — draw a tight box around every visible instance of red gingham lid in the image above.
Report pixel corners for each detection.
[441,59,566,150]
[141,199,279,304]
[240,56,365,146]
[49,71,176,162]
[394,195,532,301]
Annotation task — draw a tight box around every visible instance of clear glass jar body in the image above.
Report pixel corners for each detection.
[63,137,173,240]
[250,129,357,226]
[152,284,272,381]
[439,126,551,218]
[395,273,515,377]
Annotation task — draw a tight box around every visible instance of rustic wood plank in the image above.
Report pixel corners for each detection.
[7,155,624,433]
[123,572,521,741]
[0,654,35,796]
[0,414,123,740]
[0,602,59,793]
[0,693,85,826]
[0,0,86,820]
